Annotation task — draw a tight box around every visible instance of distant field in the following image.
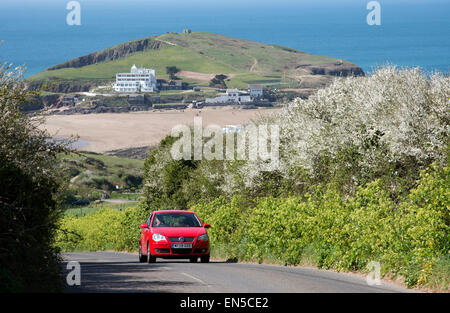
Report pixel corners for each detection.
[65,201,138,217]
[59,150,145,192]
[59,151,145,216]
[59,151,144,172]
[108,193,143,201]
[158,32,338,72]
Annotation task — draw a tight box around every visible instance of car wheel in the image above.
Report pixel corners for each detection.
[139,242,147,263]
[189,257,198,263]
[147,243,156,263]
[200,254,210,263]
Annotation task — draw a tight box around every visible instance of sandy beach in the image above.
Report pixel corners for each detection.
[41,107,280,153]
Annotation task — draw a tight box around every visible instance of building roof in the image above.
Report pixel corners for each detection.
[122,64,155,75]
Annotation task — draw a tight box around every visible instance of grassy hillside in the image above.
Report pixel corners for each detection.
[30,45,236,81]
[60,151,145,206]
[28,32,363,90]
[157,32,338,72]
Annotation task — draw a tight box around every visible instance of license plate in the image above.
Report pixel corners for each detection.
[172,243,192,249]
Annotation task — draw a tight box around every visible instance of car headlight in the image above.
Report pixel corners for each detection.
[198,233,209,241]
[152,233,167,242]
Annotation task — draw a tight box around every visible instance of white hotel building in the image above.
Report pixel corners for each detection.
[113,65,157,93]
[205,88,252,104]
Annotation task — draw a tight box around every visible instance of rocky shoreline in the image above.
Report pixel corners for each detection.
[49,105,155,115]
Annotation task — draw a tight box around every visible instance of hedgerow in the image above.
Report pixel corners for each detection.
[56,205,147,252]
[192,164,449,289]
[1,61,71,292]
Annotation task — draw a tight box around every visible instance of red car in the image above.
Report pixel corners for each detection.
[139,210,211,263]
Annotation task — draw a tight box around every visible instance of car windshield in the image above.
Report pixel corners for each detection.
[152,212,202,228]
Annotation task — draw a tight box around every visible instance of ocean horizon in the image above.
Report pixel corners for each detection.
[0,0,449,77]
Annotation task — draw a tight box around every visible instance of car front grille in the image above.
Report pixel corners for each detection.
[169,237,195,242]
[171,248,192,254]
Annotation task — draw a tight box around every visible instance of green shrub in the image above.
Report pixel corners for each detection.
[193,197,248,259]
[394,164,449,286]
[193,164,449,289]
[1,62,70,292]
[55,204,148,252]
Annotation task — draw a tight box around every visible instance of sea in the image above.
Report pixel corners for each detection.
[0,0,449,77]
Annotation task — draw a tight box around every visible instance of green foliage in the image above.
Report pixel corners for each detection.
[142,134,202,210]
[209,74,228,89]
[0,62,70,292]
[394,165,449,286]
[56,204,148,252]
[192,164,449,289]
[166,66,180,80]
[59,152,145,205]
[193,197,248,259]
[426,255,450,291]
[0,155,64,292]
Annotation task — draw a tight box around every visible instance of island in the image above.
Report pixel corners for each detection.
[24,31,364,114]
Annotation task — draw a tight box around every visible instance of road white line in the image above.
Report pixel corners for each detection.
[180,272,211,287]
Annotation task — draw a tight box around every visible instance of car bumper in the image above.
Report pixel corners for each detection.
[150,241,210,258]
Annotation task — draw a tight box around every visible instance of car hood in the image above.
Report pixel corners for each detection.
[152,227,205,237]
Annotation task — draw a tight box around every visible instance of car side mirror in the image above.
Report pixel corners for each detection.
[140,223,149,229]
[204,224,211,229]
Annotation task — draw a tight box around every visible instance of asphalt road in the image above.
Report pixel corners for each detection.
[62,252,413,293]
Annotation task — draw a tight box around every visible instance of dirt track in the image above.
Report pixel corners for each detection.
[178,71,235,82]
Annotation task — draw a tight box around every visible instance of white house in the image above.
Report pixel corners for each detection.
[248,84,263,99]
[113,65,157,93]
[222,125,244,133]
[205,88,252,104]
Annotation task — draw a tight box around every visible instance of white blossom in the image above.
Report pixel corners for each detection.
[222,66,449,191]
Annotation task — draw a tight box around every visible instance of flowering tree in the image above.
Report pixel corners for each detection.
[225,66,449,196]
[143,66,449,206]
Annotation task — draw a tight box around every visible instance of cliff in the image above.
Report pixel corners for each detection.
[47,37,164,71]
